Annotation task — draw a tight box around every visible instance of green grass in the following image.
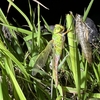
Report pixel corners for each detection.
[0,0,100,100]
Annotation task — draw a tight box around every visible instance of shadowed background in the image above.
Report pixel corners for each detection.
[0,0,100,26]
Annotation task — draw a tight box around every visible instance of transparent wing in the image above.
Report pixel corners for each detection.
[32,40,53,76]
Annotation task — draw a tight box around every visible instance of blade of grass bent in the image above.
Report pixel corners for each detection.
[7,0,32,30]
[0,23,32,35]
[0,40,29,79]
[4,57,26,100]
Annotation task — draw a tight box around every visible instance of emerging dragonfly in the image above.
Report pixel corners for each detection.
[32,24,68,86]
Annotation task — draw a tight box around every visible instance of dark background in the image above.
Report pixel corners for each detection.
[0,0,100,26]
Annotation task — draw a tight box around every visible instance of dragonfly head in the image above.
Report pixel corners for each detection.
[53,24,65,34]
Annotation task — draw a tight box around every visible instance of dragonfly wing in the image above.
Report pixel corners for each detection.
[32,40,53,76]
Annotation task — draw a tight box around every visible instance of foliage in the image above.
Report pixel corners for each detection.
[0,0,100,100]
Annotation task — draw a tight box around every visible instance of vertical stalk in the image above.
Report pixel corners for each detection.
[37,4,41,47]
[83,0,94,22]
[66,14,81,99]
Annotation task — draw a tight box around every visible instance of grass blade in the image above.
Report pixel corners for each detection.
[66,14,81,99]
[7,0,32,30]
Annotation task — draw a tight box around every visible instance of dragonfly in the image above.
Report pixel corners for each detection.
[32,24,68,86]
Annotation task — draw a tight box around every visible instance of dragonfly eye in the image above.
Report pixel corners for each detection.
[54,24,65,34]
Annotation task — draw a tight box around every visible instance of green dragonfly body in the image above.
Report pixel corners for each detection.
[52,24,65,86]
[32,24,66,86]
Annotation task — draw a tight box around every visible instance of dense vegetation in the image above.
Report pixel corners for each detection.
[0,0,100,100]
